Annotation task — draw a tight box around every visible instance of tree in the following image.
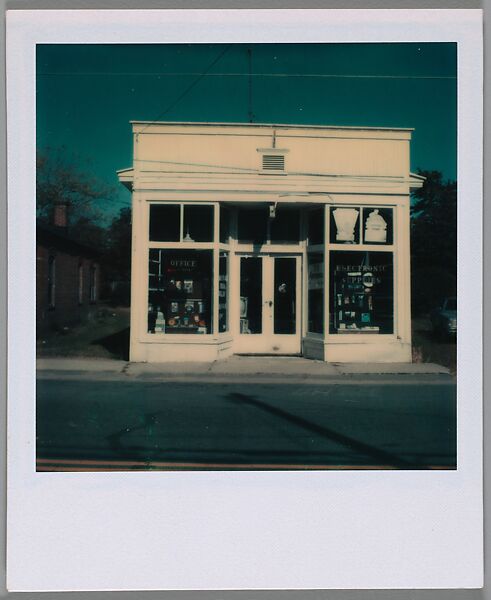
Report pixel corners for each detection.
[104,207,132,305]
[410,170,457,314]
[36,146,116,236]
[105,207,132,280]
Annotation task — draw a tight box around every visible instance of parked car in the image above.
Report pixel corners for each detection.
[430,297,457,339]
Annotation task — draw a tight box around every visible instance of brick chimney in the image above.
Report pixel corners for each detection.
[53,202,69,228]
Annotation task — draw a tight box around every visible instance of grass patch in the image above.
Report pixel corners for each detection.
[412,316,456,373]
[37,306,130,360]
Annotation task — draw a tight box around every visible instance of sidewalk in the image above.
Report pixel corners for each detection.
[36,355,451,383]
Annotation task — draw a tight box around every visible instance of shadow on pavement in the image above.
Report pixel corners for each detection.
[92,327,130,360]
[227,392,413,468]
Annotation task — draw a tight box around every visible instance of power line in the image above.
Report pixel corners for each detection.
[133,157,409,180]
[247,48,253,123]
[137,45,232,135]
[37,71,456,80]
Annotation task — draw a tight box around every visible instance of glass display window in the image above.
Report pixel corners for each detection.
[329,251,394,334]
[307,252,324,334]
[148,249,213,334]
[218,252,229,333]
[362,207,393,245]
[329,207,360,244]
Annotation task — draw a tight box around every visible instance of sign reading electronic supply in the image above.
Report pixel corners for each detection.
[335,264,387,273]
[333,262,390,292]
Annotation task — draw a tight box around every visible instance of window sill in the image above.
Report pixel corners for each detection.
[325,334,399,344]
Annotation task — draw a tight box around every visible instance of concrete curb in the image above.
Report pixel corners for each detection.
[36,358,128,372]
[333,363,450,375]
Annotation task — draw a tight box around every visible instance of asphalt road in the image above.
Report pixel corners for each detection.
[36,377,456,470]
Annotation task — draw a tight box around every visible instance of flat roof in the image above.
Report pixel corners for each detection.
[130,120,414,132]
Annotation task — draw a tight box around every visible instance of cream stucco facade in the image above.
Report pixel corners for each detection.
[118,121,424,363]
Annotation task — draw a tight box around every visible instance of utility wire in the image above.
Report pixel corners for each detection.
[138,45,232,135]
[133,157,410,180]
[247,48,253,123]
[38,71,456,80]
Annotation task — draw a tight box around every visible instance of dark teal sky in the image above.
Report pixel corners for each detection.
[37,43,457,218]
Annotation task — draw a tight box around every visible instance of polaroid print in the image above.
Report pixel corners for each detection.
[7,8,482,592]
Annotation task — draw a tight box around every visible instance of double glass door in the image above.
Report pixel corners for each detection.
[236,254,301,354]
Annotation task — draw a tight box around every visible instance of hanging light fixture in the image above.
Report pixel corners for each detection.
[183,227,194,242]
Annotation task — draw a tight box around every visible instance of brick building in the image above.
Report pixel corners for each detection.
[36,207,101,334]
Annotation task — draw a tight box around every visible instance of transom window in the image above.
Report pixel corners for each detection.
[329,205,393,246]
[237,206,300,244]
[149,204,214,243]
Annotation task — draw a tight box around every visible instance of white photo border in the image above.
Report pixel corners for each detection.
[7,9,483,591]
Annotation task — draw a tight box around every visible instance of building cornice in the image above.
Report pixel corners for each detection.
[122,172,422,193]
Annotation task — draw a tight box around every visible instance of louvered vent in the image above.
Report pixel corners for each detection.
[262,154,285,171]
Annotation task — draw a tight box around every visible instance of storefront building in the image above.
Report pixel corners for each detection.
[118,122,424,363]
